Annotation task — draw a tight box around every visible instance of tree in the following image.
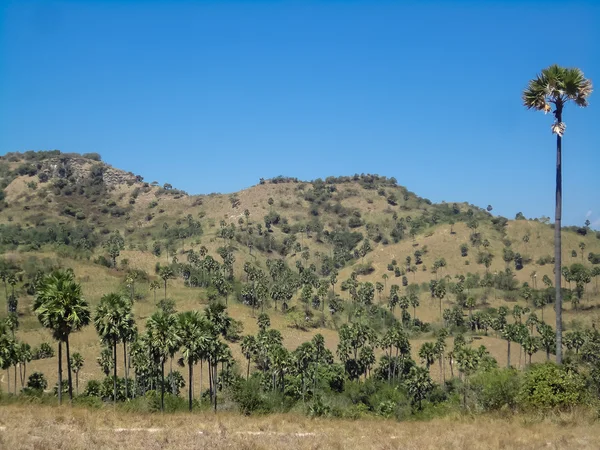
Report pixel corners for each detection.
[579,242,586,262]
[34,270,90,403]
[523,64,593,364]
[177,310,210,411]
[150,280,161,302]
[241,335,257,379]
[94,293,132,402]
[418,342,436,369]
[104,231,125,268]
[147,311,180,411]
[405,366,433,410]
[159,266,175,299]
[70,352,84,395]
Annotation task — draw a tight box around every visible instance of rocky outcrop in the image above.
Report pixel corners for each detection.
[39,156,138,188]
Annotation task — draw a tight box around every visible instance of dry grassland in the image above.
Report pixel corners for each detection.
[0,404,599,449]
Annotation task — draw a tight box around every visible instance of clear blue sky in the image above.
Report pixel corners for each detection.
[1,1,599,227]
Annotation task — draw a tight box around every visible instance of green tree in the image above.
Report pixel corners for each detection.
[405,365,434,410]
[147,311,180,411]
[94,293,132,402]
[34,270,90,404]
[104,231,125,268]
[523,65,593,364]
[418,342,436,369]
[159,266,175,299]
[177,310,210,411]
[69,352,84,395]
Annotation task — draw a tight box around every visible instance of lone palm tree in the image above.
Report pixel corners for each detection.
[523,65,592,364]
[34,270,90,404]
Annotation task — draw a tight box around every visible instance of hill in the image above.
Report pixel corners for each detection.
[1,149,600,411]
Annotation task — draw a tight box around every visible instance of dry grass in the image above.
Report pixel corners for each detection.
[0,403,599,449]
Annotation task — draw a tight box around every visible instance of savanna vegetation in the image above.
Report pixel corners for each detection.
[0,65,598,446]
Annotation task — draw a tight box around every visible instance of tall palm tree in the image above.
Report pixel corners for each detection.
[177,311,210,411]
[34,270,90,403]
[146,311,179,411]
[94,293,131,402]
[523,65,593,363]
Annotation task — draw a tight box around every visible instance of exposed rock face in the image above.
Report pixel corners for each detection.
[39,157,138,188]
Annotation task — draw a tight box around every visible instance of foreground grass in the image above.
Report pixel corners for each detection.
[0,403,599,449]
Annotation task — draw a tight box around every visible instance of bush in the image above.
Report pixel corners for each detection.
[32,342,55,360]
[231,377,272,415]
[518,363,586,410]
[471,368,520,411]
[27,372,48,391]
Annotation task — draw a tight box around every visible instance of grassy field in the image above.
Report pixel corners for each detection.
[0,403,599,449]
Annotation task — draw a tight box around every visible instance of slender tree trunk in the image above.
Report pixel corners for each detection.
[188,358,193,412]
[123,341,128,399]
[58,342,62,405]
[113,339,118,403]
[164,281,167,300]
[65,337,74,403]
[246,358,250,379]
[6,368,9,395]
[200,360,203,400]
[213,363,217,412]
[208,359,213,402]
[76,371,79,396]
[161,360,165,412]
[507,340,511,368]
[554,107,563,364]
[14,364,17,394]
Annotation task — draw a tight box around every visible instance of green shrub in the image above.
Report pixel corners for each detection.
[471,368,520,411]
[27,372,48,391]
[518,363,586,410]
[231,378,272,415]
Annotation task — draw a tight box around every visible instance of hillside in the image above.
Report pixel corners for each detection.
[1,150,600,405]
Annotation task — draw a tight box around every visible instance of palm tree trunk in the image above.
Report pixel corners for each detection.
[246,358,250,379]
[188,358,193,412]
[199,360,203,400]
[6,368,9,395]
[76,372,79,396]
[57,341,62,405]
[213,362,217,412]
[111,340,117,403]
[554,107,563,364]
[507,340,511,368]
[123,341,128,399]
[65,337,73,402]
[161,360,165,412]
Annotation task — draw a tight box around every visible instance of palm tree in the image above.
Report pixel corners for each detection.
[523,65,593,364]
[159,266,175,299]
[241,335,257,379]
[34,270,90,403]
[146,311,179,411]
[177,310,209,411]
[70,353,84,395]
[94,293,126,403]
[418,342,436,370]
[17,341,32,389]
[150,281,161,303]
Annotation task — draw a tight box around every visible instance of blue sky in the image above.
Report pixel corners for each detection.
[1,1,599,227]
